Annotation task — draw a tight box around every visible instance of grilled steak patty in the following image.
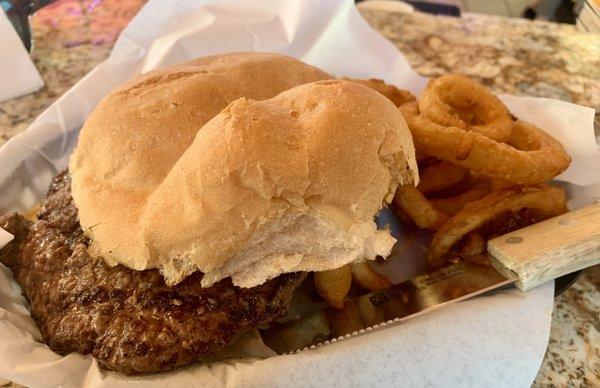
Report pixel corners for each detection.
[0,172,305,374]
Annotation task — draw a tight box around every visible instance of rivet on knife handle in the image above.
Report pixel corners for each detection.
[487,202,600,291]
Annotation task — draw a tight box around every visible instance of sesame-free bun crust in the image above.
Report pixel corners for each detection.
[70,53,417,287]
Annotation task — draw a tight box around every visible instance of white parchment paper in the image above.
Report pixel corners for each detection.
[0,228,12,250]
[0,0,598,387]
[0,8,44,102]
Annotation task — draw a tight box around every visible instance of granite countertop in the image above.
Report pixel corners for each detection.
[0,0,598,386]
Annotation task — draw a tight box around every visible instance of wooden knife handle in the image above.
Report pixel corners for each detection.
[487,201,600,291]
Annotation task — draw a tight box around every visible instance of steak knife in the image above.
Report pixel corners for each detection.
[261,202,600,354]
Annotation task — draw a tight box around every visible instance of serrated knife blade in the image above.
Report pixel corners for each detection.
[260,262,513,354]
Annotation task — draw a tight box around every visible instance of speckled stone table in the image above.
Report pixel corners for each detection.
[0,1,598,386]
[0,0,141,145]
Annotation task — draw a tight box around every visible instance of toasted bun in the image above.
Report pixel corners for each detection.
[70,53,418,287]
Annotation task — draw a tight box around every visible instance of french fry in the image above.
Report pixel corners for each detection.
[314,265,352,309]
[394,184,448,230]
[417,161,468,195]
[429,181,490,216]
[351,262,391,291]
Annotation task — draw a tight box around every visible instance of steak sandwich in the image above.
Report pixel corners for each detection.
[0,52,417,374]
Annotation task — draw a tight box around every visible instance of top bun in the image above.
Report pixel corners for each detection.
[70,53,418,287]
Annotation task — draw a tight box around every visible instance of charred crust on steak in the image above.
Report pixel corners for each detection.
[0,172,305,374]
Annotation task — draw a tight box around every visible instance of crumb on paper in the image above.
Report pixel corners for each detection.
[24,203,41,221]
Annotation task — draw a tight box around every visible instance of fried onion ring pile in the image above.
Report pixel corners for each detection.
[394,74,571,268]
[400,103,571,184]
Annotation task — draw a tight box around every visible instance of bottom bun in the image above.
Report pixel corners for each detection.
[201,206,397,288]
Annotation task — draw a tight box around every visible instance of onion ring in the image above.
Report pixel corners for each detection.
[418,74,512,142]
[401,103,571,184]
[426,185,567,268]
[417,161,468,194]
[394,184,448,230]
[342,78,416,107]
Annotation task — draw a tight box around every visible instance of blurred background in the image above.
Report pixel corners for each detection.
[356,0,595,26]
[1,0,598,54]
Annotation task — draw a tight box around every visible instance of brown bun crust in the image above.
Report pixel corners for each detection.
[70,53,417,287]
